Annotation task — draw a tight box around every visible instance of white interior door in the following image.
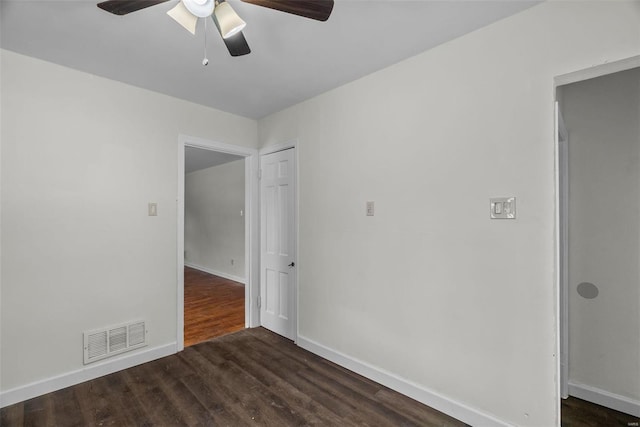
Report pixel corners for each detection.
[260,148,296,340]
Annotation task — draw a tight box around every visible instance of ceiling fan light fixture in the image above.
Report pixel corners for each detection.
[183,0,215,18]
[214,2,246,39]
[167,1,198,35]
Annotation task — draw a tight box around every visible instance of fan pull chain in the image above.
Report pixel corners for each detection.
[202,18,209,66]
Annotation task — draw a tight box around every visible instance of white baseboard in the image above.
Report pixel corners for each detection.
[0,343,176,408]
[184,262,245,285]
[297,335,510,427]
[568,381,640,417]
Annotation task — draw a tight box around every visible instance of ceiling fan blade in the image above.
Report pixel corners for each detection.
[167,1,198,35]
[211,13,251,56]
[222,31,251,57]
[97,0,170,16]
[241,0,333,22]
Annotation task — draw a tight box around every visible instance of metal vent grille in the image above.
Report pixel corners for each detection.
[109,327,127,352]
[87,331,108,360]
[84,320,147,365]
[128,322,145,346]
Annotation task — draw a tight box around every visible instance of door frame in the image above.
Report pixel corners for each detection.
[259,140,299,342]
[555,101,569,400]
[553,55,640,412]
[177,134,260,352]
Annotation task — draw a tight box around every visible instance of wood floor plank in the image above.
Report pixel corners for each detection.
[217,338,369,422]
[297,365,424,427]
[48,386,84,427]
[70,381,99,426]
[230,329,427,426]
[156,342,243,424]
[0,402,24,426]
[22,395,50,427]
[3,327,634,427]
[375,388,467,427]
[205,338,347,425]
[120,364,188,426]
[184,266,245,347]
[191,343,308,426]
[178,372,245,425]
[222,335,381,415]
[86,374,140,426]
[99,370,152,425]
[180,345,271,425]
[561,396,640,427]
[138,363,211,427]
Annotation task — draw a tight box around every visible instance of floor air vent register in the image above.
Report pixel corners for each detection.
[83,321,147,364]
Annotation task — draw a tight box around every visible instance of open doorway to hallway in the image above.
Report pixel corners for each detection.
[183,146,246,346]
[556,60,640,422]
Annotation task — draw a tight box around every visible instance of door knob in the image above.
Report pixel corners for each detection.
[288,262,295,268]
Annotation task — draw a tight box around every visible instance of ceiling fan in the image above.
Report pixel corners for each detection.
[97,0,334,60]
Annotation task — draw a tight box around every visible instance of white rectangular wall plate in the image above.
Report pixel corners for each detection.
[148,202,158,216]
[490,197,516,219]
[366,201,375,216]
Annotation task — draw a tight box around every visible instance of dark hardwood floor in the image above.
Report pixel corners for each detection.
[1,325,638,426]
[562,396,639,427]
[1,327,466,427]
[184,266,245,347]
[2,269,637,427]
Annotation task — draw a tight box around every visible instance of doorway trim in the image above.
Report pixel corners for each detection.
[259,140,299,342]
[177,134,260,352]
[554,55,640,416]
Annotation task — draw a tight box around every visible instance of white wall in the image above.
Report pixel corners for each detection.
[185,160,245,281]
[258,2,640,426]
[564,68,640,402]
[0,50,257,395]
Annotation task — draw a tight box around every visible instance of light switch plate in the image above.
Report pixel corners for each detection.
[366,201,375,216]
[490,197,516,219]
[148,203,158,216]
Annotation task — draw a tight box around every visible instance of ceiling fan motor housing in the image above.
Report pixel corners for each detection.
[183,0,215,18]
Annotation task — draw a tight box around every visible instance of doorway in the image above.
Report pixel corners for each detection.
[556,59,640,419]
[177,135,260,351]
[183,147,245,345]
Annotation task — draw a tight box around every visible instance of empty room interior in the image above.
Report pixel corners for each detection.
[1,1,639,426]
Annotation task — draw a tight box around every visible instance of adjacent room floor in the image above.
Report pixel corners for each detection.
[184,266,245,347]
[561,396,639,427]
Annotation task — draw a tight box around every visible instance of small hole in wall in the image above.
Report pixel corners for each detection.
[577,282,599,299]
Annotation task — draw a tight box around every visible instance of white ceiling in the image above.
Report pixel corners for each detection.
[0,0,540,119]
[185,146,244,173]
